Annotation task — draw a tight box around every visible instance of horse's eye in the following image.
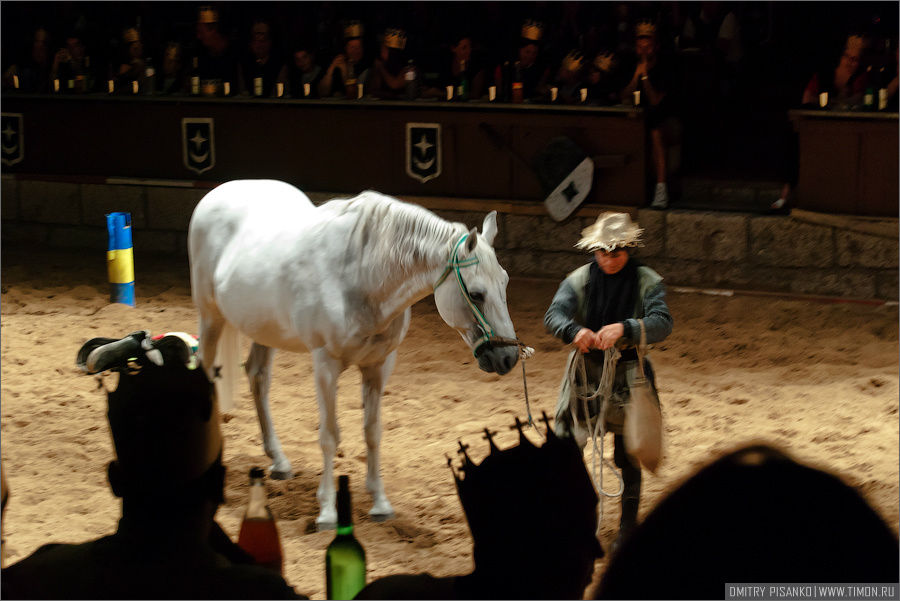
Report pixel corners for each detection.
[470,291,486,304]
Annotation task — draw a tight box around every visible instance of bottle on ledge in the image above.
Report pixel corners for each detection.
[237,467,284,574]
[190,56,200,96]
[511,61,524,104]
[325,475,366,600]
[143,57,156,96]
[455,59,469,101]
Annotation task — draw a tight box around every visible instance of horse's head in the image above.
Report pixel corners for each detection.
[433,211,519,376]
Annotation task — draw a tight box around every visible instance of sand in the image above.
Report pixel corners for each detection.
[1,247,897,599]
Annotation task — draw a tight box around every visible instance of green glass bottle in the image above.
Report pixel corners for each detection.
[325,475,366,600]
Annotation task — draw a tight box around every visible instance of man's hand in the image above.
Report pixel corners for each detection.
[595,323,625,350]
[573,328,595,354]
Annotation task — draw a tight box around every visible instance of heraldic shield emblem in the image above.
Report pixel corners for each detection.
[1,113,24,167]
[406,123,441,183]
[182,118,215,175]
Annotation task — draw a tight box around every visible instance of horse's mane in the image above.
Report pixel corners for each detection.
[326,191,466,284]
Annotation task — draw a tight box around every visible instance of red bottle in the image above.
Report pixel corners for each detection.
[237,467,284,574]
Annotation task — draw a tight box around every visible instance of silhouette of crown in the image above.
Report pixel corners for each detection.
[384,28,407,50]
[344,21,365,39]
[449,413,602,557]
[123,27,141,44]
[562,50,584,73]
[521,20,544,42]
[636,20,657,38]
[593,51,615,72]
[198,6,218,24]
[845,34,865,53]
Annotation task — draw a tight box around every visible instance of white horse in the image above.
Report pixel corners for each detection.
[188,180,519,528]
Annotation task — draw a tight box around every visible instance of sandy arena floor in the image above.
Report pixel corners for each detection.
[1,247,897,599]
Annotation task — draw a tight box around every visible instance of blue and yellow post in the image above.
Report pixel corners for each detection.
[106,212,135,306]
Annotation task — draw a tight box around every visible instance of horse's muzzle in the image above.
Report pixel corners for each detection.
[475,340,520,375]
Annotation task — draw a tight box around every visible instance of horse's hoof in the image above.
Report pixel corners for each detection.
[269,469,294,480]
[316,520,336,532]
[369,510,395,523]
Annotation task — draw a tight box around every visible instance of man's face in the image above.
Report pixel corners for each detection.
[346,38,364,62]
[518,42,538,66]
[251,24,271,59]
[294,50,313,71]
[636,36,655,59]
[452,37,472,62]
[839,47,862,73]
[594,248,629,274]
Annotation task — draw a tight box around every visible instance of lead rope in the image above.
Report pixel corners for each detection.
[568,348,625,532]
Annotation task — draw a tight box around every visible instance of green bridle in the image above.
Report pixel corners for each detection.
[433,233,495,357]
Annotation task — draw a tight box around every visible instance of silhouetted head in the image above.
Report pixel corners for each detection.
[453,417,603,599]
[597,444,900,599]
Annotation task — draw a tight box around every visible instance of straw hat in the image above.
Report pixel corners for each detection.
[575,212,643,252]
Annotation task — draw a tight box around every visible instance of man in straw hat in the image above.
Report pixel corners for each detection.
[1,342,305,599]
[544,212,672,553]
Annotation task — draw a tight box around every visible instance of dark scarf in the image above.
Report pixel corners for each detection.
[584,257,641,332]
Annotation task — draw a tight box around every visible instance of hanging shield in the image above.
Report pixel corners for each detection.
[543,157,594,222]
[182,118,215,175]
[1,113,24,166]
[406,122,441,183]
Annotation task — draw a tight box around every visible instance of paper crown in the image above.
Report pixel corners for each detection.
[449,414,601,557]
[636,20,657,38]
[593,51,615,72]
[521,20,544,42]
[384,28,407,50]
[198,5,218,24]
[845,34,865,53]
[122,27,141,44]
[344,20,365,39]
[562,50,584,73]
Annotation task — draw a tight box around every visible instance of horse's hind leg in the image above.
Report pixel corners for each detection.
[360,350,397,521]
[246,343,293,479]
[312,348,342,530]
[197,308,224,385]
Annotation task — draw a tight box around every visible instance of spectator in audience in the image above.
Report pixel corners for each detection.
[584,50,623,106]
[596,444,900,599]
[620,20,678,209]
[0,334,306,599]
[369,27,410,100]
[544,212,673,555]
[243,18,287,97]
[551,50,586,104]
[194,5,242,96]
[115,27,146,93]
[427,31,486,101]
[802,33,869,108]
[515,20,551,102]
[50,29,94,93]
[159,42,186,95]
[288,45,323,98]
[5,26,53,93]
[355,415,604,600]
[318,20,370,98]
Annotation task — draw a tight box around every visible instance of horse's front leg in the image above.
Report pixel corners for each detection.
[246,343,293,479]
[313,348,342,530]
[359,350,397,522]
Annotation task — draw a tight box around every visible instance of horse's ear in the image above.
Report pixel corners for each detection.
[482,211,498,246]
[465,227,478,254]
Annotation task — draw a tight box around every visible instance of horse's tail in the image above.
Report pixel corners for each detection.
[214,321,241,413]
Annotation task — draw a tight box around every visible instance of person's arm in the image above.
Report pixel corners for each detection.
[318,55,345,97]
[621,282,673,345]
[544,279,586,344]
[641,66,666,106]
[621,60,646,103]
[801,73,819,106]
[374,59,407,91]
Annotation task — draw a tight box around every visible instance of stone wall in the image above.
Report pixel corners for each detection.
[2,177,896,300]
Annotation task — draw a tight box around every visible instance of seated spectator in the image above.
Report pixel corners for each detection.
[802,33,869,108]
[514,20,551,102]
[369,28,410,100]
[194,5,242,97]
[50,30,94,93]
[288,45,323,98]
[551,50,586,104]
[596,444,900,599]
[3,26,52,93]
[584,50,623,106]
[319,20,371,99]
[243,19,288,97]
[355,415,604,600]
[435,32,486,101]
[620,20,678,209]
[0,333,306,599]
[159,42,186,95]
